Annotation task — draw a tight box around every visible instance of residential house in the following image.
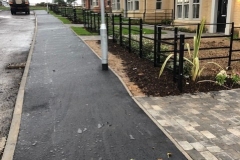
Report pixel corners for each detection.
[112,0,174,23]
[171,0,240,35]
[112,0,240,34]
[82,0,112,12]
[84,0,240,34]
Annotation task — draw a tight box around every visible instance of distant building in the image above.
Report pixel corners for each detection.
[82,0,112,12]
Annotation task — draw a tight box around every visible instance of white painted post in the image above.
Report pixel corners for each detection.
[209,0,218,33]
[100,0,108,70]
[47,0,49,14]
[225,0,234,35]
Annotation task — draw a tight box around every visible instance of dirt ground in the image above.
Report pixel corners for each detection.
[85,37,240,97]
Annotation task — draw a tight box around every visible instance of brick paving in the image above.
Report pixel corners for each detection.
[135,89,240,160]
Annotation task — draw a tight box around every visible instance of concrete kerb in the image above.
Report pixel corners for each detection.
[70,29,193,159]
[2,12,38,160]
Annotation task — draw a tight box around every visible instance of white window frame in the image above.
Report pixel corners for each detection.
[92,0,98,7]
[127,0,139,11]
[156,0,162,10]
[192,0,200,18]
[112,0,120,10]
[176,0,201,20]
[82,0,86,7]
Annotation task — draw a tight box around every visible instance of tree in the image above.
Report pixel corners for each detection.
[54,0,66,6]
[66,0,76,6]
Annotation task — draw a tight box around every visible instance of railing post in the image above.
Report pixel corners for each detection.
[65,7,66,17]
[87,10,90,29]
[112,14,115,42]
[92,13,95,31]
[98,13,100,35]
[120,14,123,46]
[154,25,157,67]
[157,26,161,64]
[128,18,131,52]
[178,34,185,92]
[90,12,93,31]
[228,22,234,68]
[83,10,86,27]
[173,27,178,82]
[139,19,143,58]
[73,8,76,23]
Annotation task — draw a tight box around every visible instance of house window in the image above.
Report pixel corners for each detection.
[176,0,201,19]
[82,0,85,7]
[92,0,98,7]
[127,0,139,11]
[156,0,162,9]
[184,0,189,18]
[177,0,182,18]
[193,0,200,18]
[112,0,120,10]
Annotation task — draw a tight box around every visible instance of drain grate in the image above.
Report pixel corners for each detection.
[6,62,26,69]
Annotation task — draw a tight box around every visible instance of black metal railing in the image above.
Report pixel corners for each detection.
[50,6,240,92]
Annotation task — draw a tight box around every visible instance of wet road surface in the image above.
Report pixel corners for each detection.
[0,10,34,154]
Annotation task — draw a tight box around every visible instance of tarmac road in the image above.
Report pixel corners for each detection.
[0,10,35,155]
[12,10,187,160]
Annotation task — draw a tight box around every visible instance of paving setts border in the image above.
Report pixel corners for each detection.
[135,89,240,160]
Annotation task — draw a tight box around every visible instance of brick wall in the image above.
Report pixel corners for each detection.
[83,0,112,12]
[233,0,240,27]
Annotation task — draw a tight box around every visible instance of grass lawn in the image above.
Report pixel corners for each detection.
[71,27,98,36]
[58,17,72,24]
[48,11,72,23]
[114,26,166,35]
[0,6,9,11]
[48,11,61,17]
[30,6,47,10]
[122,26,154,34]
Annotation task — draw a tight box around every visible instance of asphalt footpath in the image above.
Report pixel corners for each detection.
[12,10,187,159]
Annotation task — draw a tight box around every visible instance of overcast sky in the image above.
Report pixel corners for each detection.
[30,0,82,5]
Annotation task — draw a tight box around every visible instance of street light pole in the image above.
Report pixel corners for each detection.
[100,0,108,70]
[46,0,49,14]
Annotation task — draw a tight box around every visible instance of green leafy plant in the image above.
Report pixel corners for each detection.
[198,62,240,88]
[215,70,227,86]
[231,70,240,84]
[161,19,173,25]
[159,18,206,81]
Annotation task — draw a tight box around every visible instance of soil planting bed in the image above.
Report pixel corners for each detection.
[85,38,240,97]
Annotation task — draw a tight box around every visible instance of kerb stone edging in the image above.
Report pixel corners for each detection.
[1,12,38,160]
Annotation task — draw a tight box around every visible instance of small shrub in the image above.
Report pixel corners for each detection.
[198,62,240,88]
[215,70,227,86]
[159,18,206,81]
[161,19,173,25]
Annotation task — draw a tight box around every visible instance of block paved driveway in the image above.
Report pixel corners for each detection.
[136,89,240,160]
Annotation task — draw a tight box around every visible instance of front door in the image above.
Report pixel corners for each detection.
[217,0,228,32]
